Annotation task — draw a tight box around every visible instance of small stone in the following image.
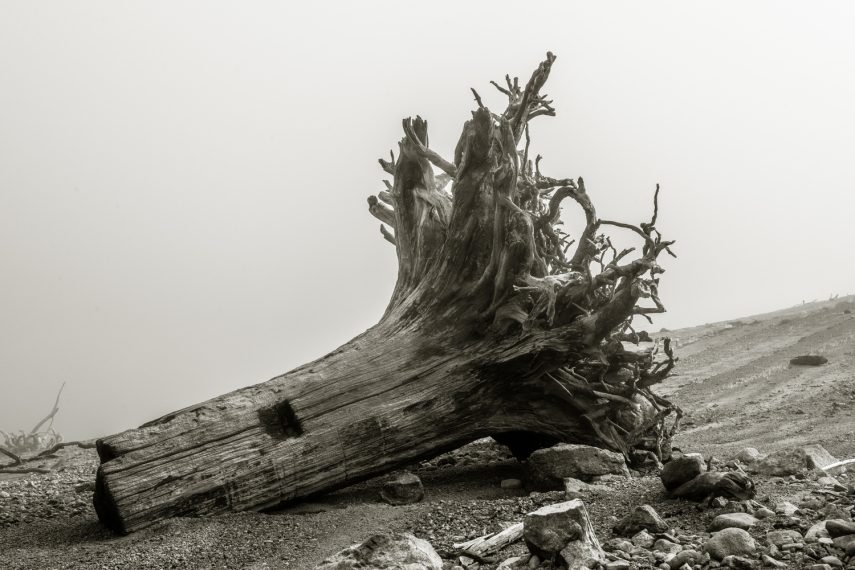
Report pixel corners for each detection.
[774,501,799,516]
[705,528,756,561]
[631,530,655,549]
[523,444,629,491]
[790,355,828,365]
[736,448,763,465]
[0,492,10,499]
[380,472,425,505]
[604,561,630,570]
[846,540,855,556]
[818,556,843,568]
[613,505,669,537]
[711,496,729,508]
[708,513,759,532]
[652,538,682,554]
[755,508,775,519]
[832,534,855,549]
[801,497,826,510]
[502,479,522,489]
[818,477,841,487]
[805,521,831,542]
[668,549,701,569]
[523,499,606,570]
[808,565,833,570]
[762,554,786,567]
[314,533,442,570]
[528,554,540,569]
[724,555,757,569]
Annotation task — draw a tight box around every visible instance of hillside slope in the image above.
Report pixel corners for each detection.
[652,295,855,460]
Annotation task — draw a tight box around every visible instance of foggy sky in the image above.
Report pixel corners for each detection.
[1,1,853,441]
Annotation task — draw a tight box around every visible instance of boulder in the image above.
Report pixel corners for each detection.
[523,444,629,491]
[825,520,855,538]
[668,471,756,503]
[766,529,803,547]
[380,472,424,505]
[613,505,668,537]
[805,521,831,542]
[523,499,606,570]
[661,453,707,491]
[314,533,442,570]
[790,355,828,365]
[708,513,759,532]
[735,448,762,465]
[564,477,610,499]
[704,528,756,561]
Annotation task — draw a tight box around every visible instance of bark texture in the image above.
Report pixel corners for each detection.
[94,52,681,534]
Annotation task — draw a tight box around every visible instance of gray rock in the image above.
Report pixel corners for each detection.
[652,538,682,554]
[668,549,701,569]
[523,444,629,490]
[604,561,630,570]
[380,472,424,505]
[314,533,442,570]
[749,445,838,476]
[563,477,610,499]
[754,508,775,519]
[631,529,655,548]
[808,565,833,570]
[800,497,826,510]
[613,505,669,537]
[736,448,762,465]
[766,529,803,547]
[704,528,756,561]
[790,355,828,365]
[818,556,843,568]
[817,476,841,487]
[805,521,831,542]
[831,534,855,549]
[721,555,756,569]
[773,501,798,516]
[523,499,606,570]
[822,505,852,522]
[661,453,707,491]
[708,513,759,532]
[762,554,786,567]
[826,520,855,538]
[847,539,855,556]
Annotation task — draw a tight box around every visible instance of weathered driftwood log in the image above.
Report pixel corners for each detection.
[94,52,681,534]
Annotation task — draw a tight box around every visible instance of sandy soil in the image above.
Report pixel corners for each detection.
[1,297,853,569]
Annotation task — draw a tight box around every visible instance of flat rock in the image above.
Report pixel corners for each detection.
[818,556,843,568]
[613,505,668,537]
[661,453,707,491]
[749,445,838,476]
[735,448,762,465]
[826,520,855,538]
[708,513,759,532]
[774,501,798,516]
[523,499,606,570]
[523,444,629,491]
[832,534,855,549]
[790,355,828,365]
[380,472,424,506]
[805,521,831,542]
[705,528,756,561]
[564,477,610,499]
[668,549,702,569]
[766,529,803,547]
[314,533,442,570]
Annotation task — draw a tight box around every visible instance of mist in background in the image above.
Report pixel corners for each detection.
[1,1,853,441]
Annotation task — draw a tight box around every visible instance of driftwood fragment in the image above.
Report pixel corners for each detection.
[453,522,525,556]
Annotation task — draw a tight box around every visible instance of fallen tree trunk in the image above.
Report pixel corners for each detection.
[94,52,680,534]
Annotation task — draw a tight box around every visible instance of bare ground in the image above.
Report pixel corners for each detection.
[1,296,853,569]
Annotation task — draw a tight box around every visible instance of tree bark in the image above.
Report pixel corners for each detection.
[94,52,681,534]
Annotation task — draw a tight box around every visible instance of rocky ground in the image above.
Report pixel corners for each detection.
[1,297,853,570]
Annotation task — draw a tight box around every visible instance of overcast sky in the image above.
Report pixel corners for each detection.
[1,1,853,442]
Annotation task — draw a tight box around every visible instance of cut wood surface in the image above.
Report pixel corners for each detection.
[94,52,680,534]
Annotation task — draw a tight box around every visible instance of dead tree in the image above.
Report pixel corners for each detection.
[94,52,680,534]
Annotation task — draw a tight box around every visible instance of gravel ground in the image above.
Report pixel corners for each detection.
[2,441,854,570]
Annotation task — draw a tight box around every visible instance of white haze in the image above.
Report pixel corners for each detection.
[1,1,853,441]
